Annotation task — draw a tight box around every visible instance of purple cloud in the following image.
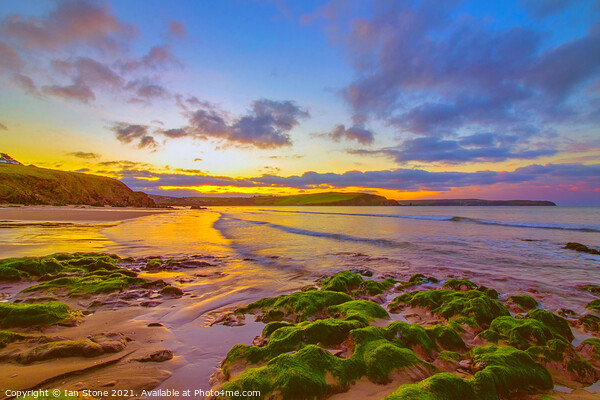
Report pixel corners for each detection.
[0,41,23,72]
[318,0,600,151]
[109,122,157,149]
[13,73,40,96]
[325,124,375,144]
[168,20,187,39]
[42,82,95,103]
[0,0,135,51]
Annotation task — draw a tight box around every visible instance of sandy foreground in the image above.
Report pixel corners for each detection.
[0,206,171,222]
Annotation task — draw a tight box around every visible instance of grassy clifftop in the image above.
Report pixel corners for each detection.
[150,192,399,206]
[0,164,154,207]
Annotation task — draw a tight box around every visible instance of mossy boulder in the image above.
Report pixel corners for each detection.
[237,290,352,322]
[576,338,600,369]
[564,242,600,255]
[384,346,552,400]
[0,301,78,328]
[328,300,389,325]
[0,253,124,281]
[527,309,574,342]
[586,299,600,311]
[508,294,539,310]
[442,279,477,291]
[386,321,465,358]
[383,372,476,400]
[220,325,435,398]
[319,270,364,292]
[23,272,148,295]
[390,289,509,327]
[527,339,597,384]
[319,270,396,295]
[223,318,364,373]
[470,345,553,398]
[478,313,572,350]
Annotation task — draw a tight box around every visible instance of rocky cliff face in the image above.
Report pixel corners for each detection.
[0,163,155,207]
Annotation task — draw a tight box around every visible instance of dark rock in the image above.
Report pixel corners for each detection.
[136,349,173,362]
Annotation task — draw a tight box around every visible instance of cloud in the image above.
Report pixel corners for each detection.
[68,151,100,159]
[115,163,600,199]
[124,97,309,149]
[168,20,187,39]
[75,168,90,173]
[42,82,95,103]
[109,122,157,149]
[0,122,7,130]
[125,80,170,105]
[118,44,181,73]
[0,0,135,51]
[324,124,374,144]
[349,133,557,164]
[324,0,600,148]
[521,0,577,19]
[13,73,40,96]
[0,41,24,72]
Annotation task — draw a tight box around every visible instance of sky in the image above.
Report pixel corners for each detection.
[0,0,599,205]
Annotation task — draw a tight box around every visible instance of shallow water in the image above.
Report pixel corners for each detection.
[2,206,600,392]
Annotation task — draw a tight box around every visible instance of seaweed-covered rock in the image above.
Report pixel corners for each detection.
[0,301,78,328]
[527,309,574,342]
[586,299,600,311]
[470,345,553,397]
[384,346,552,400]
[576,338,600,369]
[320,270,364,292]
[223,318,364,373]
[564,242,600,255]
[217,325,436,398]
[328,300,389,325]
[477,286,499,299]
[0,253,124,281]
[0,330,25,348]
[573,314,600,334]
[442,279,477,291]
[23,272,148,295]
[319,270,396,295]
[237,290,353,322]
[389,289,509,327]
[477,313,572,350]
[386,321,465,358]
[507,294,539,310]
[383,372,476,400]
[527,339,597,384]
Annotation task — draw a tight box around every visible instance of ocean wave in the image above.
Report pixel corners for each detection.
[256,209,600,233]
[219,215,409,248]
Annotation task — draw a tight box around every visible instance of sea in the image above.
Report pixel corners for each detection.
[2,205,600,391]
[2,206,599,309]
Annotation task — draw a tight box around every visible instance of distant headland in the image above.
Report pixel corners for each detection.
[397,199,556,206]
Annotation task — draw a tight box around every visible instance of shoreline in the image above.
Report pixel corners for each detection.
[0,206,172,223]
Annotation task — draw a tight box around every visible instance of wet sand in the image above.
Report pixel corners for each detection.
[0,206,170,222]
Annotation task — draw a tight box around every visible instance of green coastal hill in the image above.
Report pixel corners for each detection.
[397,199,556,206]
[150,192,399,207]
[0,163,155,207]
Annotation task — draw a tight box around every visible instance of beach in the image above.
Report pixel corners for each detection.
[0,206,599,399]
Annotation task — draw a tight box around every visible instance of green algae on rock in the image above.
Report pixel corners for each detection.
[319,270,396,296]
[328,299,389,325]
[384,346,552,400]
[237,290,353,322]
[507,294,539,310]
[586,299,600,311]
[526,339,597,384]
[0,301,78,328]
[0,253,126,281]
[477,312,573,350]
[389,289,509,327]
[442,279,477,291]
